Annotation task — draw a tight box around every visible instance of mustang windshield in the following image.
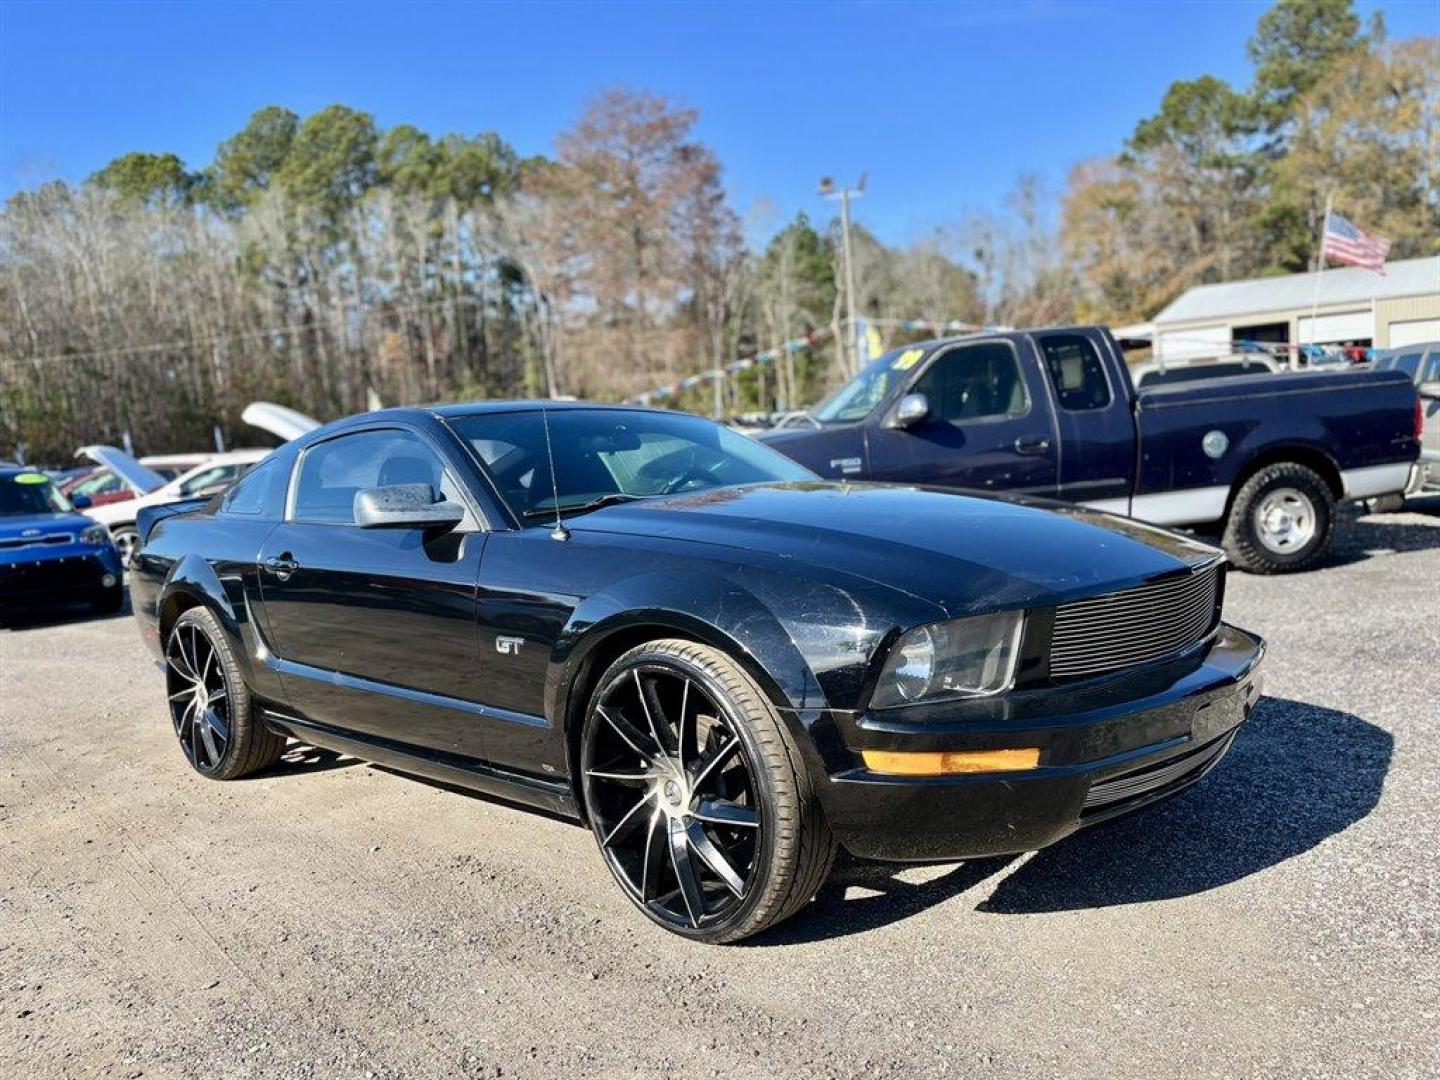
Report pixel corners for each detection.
[448,408,815,519]
[811,348,918,424]
[0,474,72,516]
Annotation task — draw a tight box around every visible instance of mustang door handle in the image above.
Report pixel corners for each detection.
[263,555,298,580]
[1014,436,1052,455]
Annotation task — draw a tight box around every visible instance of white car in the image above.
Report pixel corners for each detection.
[86,449,271,562]
[1130,352,1283,389]
[77,402,323,562]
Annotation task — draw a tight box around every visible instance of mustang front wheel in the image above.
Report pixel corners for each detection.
[581,639,836,943]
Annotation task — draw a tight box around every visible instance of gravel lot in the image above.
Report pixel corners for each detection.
[3,500,1437,1079]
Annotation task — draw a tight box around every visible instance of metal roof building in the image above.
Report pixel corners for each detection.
[1151,255,1439,360]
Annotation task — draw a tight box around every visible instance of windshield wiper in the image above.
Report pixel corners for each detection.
[522,492,649,520]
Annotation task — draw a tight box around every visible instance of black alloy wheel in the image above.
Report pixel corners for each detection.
[166,617,232,773]
[164,607,285,779]
[581,639,836,943]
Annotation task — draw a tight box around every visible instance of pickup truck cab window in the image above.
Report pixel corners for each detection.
[811,349,908,424]
[912,341,1029,422]
[1039,334,1113,411]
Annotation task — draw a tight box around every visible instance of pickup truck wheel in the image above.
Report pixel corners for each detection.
[165,607,286,779]
[1222,462,1335,574]
[580,639,837,943]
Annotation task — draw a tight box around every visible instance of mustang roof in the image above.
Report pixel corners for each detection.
[429,400,656,417]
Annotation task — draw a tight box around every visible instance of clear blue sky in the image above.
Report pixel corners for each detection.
[1,0,1435,244]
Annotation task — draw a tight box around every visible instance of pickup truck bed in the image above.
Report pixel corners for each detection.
[761,326,1420,573]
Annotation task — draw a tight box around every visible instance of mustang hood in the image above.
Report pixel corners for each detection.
[568,482,1220,615]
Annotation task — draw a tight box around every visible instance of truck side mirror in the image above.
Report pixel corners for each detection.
[888,393,931,429]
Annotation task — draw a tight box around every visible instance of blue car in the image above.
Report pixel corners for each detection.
[1,467,125,617]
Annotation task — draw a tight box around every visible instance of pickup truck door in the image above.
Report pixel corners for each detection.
[863,337,1058,495]
[1030,329,1138,507]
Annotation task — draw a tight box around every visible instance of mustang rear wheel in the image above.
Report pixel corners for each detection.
[581,639,836,943]
[165,607,285,779]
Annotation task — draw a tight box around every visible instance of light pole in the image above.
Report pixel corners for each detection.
[820,173,867,376]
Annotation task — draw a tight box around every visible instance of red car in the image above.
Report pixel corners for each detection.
[60,453,208,508]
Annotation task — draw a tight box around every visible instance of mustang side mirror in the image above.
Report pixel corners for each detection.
[353,483,465,531]
[71,494,92,509]
[1419,380,1440,401]
[888,392,931,429]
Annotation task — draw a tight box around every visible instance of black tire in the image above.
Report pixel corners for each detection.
[1221,462,1336,574]
[580,639,836,944]
[90,587,124,615]
[165,607,286,779]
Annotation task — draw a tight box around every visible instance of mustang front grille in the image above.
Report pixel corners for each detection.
[1082,729,1237,814]
[1049,561,1222,679]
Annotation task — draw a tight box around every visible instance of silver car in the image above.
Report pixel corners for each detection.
[1374,343,1440,495]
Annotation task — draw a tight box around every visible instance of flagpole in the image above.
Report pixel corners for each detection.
[1304,190,1334,368]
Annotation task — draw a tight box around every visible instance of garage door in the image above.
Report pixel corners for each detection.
[1157,324,1229,361]
[1388,318,1440,348]
[1298,309,1374,344]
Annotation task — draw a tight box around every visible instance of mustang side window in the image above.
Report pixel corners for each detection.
[219,459,281,517]
[912,342,1029,423]
[1040,334,1113,411]
[179,463,243,498]
[293,430,455,525]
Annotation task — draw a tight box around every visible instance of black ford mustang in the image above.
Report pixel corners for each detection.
[131,403,1265,942]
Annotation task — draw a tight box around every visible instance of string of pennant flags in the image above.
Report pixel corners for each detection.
[624,315,1386,408]
[623,317,1010,407]
[624,328,834,406]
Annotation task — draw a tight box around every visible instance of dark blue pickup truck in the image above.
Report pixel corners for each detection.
[761,326,1420,573]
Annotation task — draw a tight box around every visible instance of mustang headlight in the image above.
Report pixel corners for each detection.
[80,524,111,546]
[872,611,1024,708]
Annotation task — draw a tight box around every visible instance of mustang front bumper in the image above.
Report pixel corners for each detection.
[804,623,1265,862]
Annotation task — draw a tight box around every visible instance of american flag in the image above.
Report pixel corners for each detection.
[1322,212,1390,273]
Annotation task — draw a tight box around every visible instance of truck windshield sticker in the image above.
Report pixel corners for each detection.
[891,349,924,371]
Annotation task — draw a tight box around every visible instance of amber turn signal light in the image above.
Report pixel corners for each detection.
[861,747,1041,776]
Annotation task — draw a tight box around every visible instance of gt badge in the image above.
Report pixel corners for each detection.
[495,636,525,655]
